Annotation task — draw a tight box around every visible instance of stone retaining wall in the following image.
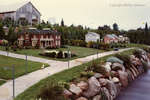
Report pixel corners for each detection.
[64,49,150,100]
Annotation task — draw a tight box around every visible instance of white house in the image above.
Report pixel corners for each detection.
[85,32,100,43]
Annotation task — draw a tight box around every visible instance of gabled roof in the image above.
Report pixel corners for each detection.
[0,1,41,15]
[106,34,118,39]
[86,32,100,37]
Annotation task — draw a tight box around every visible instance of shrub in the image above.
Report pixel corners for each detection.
[64,53,68,58]
[87,41,95,48]
[115,54,132,69]
[80,71,94,78]
[50,52,57,58]
[133,49,143,59]
[57,51,63,58]
[12,45,17,51]
[37,81,65,100]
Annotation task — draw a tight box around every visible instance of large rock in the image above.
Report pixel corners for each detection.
[106,80,118,99]
[107,57,124,64]
[99,78,108,87]
[112,63,125,71]
[77,81,88,91]
[101,87,112,100]
[126,69,133,82]
[63,89,73,98]
[83,77,101,98]
[130,67,137,78]
[94,73,103,79]
[104,62,112,72]
[118,70,128,87]
[69,84,82,95]
[76,97,88,100]
[111,77,119,83]
[93,95,101,100]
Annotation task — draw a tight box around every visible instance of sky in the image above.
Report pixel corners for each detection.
[0,0,150,30]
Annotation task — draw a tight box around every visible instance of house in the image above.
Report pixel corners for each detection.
[18,28,61,48]
[0,1,41,25]
[85,32,100,43]
[118,35,130,43]
[104,34,119,44]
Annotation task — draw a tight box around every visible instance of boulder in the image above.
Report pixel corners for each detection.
[110,71,119,77]
[93,95,101,100]
[94,73,103,79]
[83,77,101,98]
[76,97,88,100]
[104,62,112,72]
[130,67,137,78]
[111,77,119,83]
[107,57,124,64]
[69,84,82,95]
[126,69,133,82]
[118,70,128,87]
[63,89,73,98]
[106,80,118,99]
[101,87,112,100]
[115,83,121,96]
[99,78,108,86]
[77,81,88,91]
[112,63,125,71]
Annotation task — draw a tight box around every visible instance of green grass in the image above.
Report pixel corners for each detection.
[127,43,149,48]
[0,80,6,85]
[15,49,135,100]
[0,55,49,80]
[0,46,105,61]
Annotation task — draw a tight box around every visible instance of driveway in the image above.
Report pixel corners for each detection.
[0,48,132,100]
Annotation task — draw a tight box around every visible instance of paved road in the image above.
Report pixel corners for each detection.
[116,70,150,100]
[0,48,132,100]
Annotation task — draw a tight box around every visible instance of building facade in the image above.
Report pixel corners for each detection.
[85,32,100,43]
[104,34,119,44]
[18,29,61,48]
[0,1,41,25]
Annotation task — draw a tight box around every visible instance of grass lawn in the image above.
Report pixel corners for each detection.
[0,55,49,80]
[127,43,149,48]
[15,49,135,100]
[0,80,6,85]
[0,46,105,61]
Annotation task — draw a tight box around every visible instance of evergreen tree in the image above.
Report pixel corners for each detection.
[61,19,64,26]
[145,22,148,34]
[113,23,119,31]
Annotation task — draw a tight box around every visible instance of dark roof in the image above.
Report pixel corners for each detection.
[19,29,61,35]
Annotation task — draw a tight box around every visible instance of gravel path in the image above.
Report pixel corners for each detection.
[0,48,132,100]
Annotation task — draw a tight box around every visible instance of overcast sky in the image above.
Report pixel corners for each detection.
[0,0,150,30]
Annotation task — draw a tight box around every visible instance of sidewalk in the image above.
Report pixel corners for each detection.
[0,48,132,100]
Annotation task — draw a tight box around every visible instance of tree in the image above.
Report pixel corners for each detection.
[113,23,119,31]
[0,23,5,40]
[145,22,148,34]
[61,19,64,26]
[7,27,17,45]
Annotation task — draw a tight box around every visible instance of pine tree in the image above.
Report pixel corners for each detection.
[61,19,64,26]
[113,23,119,31]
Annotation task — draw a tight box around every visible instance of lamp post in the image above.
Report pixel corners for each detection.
[3,65,15,99]
[25,53,28,74]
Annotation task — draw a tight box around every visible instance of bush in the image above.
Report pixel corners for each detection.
[37,81,65,100]
[57,51,63,58]
[133,49,143,59]
[87,41,95,48]
[50,52,57,58]
[80,71,94,78]
[115,54,132,69]
[70,40,87,47]
[11,45,17,51]
[99,42,110,50]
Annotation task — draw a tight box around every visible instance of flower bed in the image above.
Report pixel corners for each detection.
[39,50,77,59]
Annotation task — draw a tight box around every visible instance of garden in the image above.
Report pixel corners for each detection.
[0,55,49,80]
[15,47,150,100]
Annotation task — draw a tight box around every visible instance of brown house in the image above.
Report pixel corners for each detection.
[18,28,61,48]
